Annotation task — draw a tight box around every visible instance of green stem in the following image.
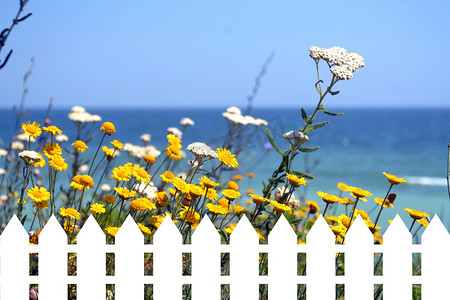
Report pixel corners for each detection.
[88,133,106,175]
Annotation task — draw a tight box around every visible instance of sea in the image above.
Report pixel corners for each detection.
[0,107,449,233]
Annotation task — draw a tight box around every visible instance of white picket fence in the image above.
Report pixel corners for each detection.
[0,213,449,300]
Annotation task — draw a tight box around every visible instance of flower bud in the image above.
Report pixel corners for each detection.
[387,193,396,204]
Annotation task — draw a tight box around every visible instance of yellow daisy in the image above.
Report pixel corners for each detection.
[270,200,292,214]
[144,154,156,165]
[227,181,239,191]
[165,144,182,160]
[22,121,42,139]
[216,148,238,168]
[42,125,63,136]
[199,176,219,189]
[404,208,430,220]
[249,194,269,205]
[160,171,175,183]
[287,173,307,188]
[90,203,106,214]
[43,143,62,159]
[60,207,81,220]
[111,166,131,182]
[383,172,407,185]
[34,153,46,168]
[206,203,229,215]
[27,186,50,203]
[49,156,68,171]
[100,122,116,135]
[72,140,88,153]
[114,187,137,199]
[317,191,341,204]
[105,226,120,236]
[111,140,123,150]
[222,189,241,201]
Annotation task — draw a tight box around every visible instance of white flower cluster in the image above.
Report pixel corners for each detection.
[101,183,112,192]
[16,133,35,142]
[10,141,24,150]
[283,130,309,144]
[180,117,195,127]
[55,134,69,143]
[68,106,102,123]
[0,168,6,176]
[167,127,183,139]
[140,133,151,144]
[0,149,7,158]
[18,150,41,164]
[186,142,217,159]
[309,46,365,80]
[133,181,158,199]
[123,143,161,159]
[222,106,268,126]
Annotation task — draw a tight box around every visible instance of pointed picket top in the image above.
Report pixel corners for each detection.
[384,214,411,240]
[115,214,143,241]
[77,214,105,241]
[39,214,67,241]
[345,215,373,244]
[192,214,220,242]
[153,214,181,242]
[307,214,334,243]
[268,214,296,243]
[230,213,259,243]
[0,214,28,241]
[422,214,449,240]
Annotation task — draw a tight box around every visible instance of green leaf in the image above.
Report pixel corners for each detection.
[265,128,282,155]
[298,146,320,153]
[304,121,329,134]
[329,90,340,95]
[268,177,285,185]
[289,169,314,179]
[301,108,308,121]
[323,110,343,116]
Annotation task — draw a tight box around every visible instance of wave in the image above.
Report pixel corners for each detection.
[405,176,448,186]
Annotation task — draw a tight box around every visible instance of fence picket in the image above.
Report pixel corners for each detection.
[345,216,374,300]
[230,214,259,300]
[306,215,335,300]
[115,215,144,300]
[268,215,297,300]
[383,214,412,300]
[153,215,182,300]
[38,215,68,300]
[421,214,450,299]
[0,215,29,300]
[191,215,221,300]
[77,215,105,299]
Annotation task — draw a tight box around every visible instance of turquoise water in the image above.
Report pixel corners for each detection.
[0,107,449,232]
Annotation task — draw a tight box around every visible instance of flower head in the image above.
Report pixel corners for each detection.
[216,148,238,168]
[180,117,195,127]
[249,194,268,205]
[166,144,182,160]
[160,171,175,183]
[133,165,151,183]
[404,208,430,220]
[103,194,116,204]
[305,200,320,213]
[114,187,137,200]
[348,186,372,200]
[79,175,94,190]
[105,226,120,236]
[34,153,46,168]
[283,131,309,144]
[49,156,68,171]
[270,200,292,214]
[111,166,131,182]
[144,154,156,165]
[317,191,341,204]
[179,207,200,226]
[227,181,239,191]
[111,140,123,150]
[42,125,63,136]
[90,203,106,214]
[287,173,307,188]
[100,122,116,135]
[374,197,394,208]
[22,121,42,139]
[199,176,219,189]
[72,140,88,153]
[222,189,241,201]
[187,142,217,159]
[337,182,349,192]
[18,150,42,165]
[60,207,81,220]
[383,172,407,185]
[206,203,229,215]
[43,143,62,159]
[27,186,51,203]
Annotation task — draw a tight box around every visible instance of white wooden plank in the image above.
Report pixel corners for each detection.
[268,215,297,300]
[38,215,68,300]
[345,216,374,300]
[421,214,450,299]
[230,214,259,300]
[77,215,106,300]
[383,214,411,300]
[115,215,144,300]
[0,215,29,300]
[306,214,335,300]
[191,215,221,300]
[153,215,182,300]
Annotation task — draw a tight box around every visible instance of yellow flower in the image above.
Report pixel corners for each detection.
[204,188,218,201]
[160,171,175,183]
[417,218,429,228]
[330,224,346,236]
[100,122,116,135]
[317,191,341,204]
[338,197,355,206]
[348,186,372,200]
[222,189,241,201]
[217,198,229,208]
[404,208,430,220]
[133,165,151,183]
[27,186,51,203]
[144,154,156,165]
[105,226,120,236]
[33,199,49,210]
[305,200,320,213]
[137,223,151,234]
[102,146,115,157]
[114,187,137,200]
[167,134,181,146]
[374,197,394,208]
[166,144,182,160]
[338,214,352,228]
[325,215,340,224]
[49,156,68,171]
[72,140,88,153]
[227,181,239,191]
[233,203,247,214]
[246,172,256,178]
[150,215,165,228]
[154,191,169,208]
[224,223,237,235]
[216,148,238,168]
[103,194,116,204]
[43,143,62,159]
[60,207,81,220]
[90,203,106,214]
[337,182,349,192]
[206,203,229,215]
[353,209,369,220]
[179,207,200,226]
[287,173,307,188]
[111,140,123,150]
[270,200,292,214]
[42,125,63,136]
[199,176,219,189]
[111,166,131,182]
[130,198,150,211]
[79,175,94,190]
[70,175,84,191]
[232,174,244,181]
[22,121,42,139]
[34,153,46,168]
[188,184,203,199]
[249,194,268,205]
[383,172,407,185]
[172,177,189,194]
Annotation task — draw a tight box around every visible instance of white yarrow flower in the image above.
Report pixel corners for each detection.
[55,134,69,143]
[11,141,25,150]
[283,130,309,144]
[18,150,41,164]
[226,106,242,115]
[180,117,195,127]
[101,183,111,192]
[167,127,183,139]
[140,133,151,144]
[186,142,218,159]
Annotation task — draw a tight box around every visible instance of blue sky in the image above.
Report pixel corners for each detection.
[0,0,449,108]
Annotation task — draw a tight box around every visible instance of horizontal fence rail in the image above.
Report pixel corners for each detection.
[0,213,449,300]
